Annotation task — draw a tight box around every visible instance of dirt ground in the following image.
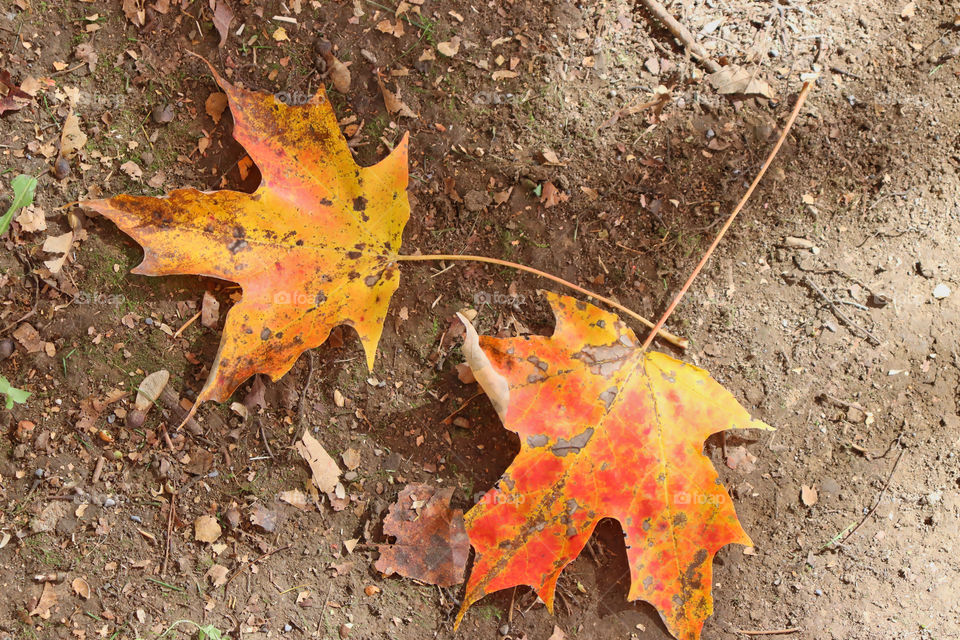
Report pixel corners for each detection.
[1,0,959,639]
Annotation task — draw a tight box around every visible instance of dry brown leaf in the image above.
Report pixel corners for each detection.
[42,231,74,273]
[194,515,222,543]
[707,65,774,99]
[539,181,569,208]
[375,484,469,587]
[30,582,58,618]
[378,78,417,119]
[135,370,169,411]
[280,488,310,510]
[296,432,341,493]
[436,36,461,57]
[60,114,87,157]
[205,92,228,124]
[16,205,47,232]
[205,563,229,587]
[71,577,91,599]
[801,484,819,506]
[211,0,234,47]
[201,291,220,328]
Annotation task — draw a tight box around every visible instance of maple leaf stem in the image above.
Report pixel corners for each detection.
[638,80,814,352]
[393,254,688,349]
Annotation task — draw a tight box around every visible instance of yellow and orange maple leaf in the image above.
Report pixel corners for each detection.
[457,292,771,640]
[83,62,409,411]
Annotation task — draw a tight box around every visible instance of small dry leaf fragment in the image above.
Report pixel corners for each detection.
[135,370,169,411]
[801,484,819,506]
[540,181,569,208]
[341,448,361,471]
[194,515,222,543]
[0,70,31,114]
[74,42,98,72]
[548,626,566,640]
[205,92,228,124]
[378,78,417,119]
[120,161,143,180]
[900,1,916,19]
[205,563,229,587]
[201,291,220,327]
[364,584,381,596]
[491,70,518,81]
[375,483,469,587]
[29,581,58,618]
[707,65,774,99]
[13,324,44,354]
[71,577,91,599]
[211,0,234,47]
[296,432,341,493]
[725,445,758,473]
[280,488,310,510]
[318,41,351,93]
[60,114,87,157]
[249,503,278,532]
[273,26,289,42]
[16,206,47,233]
[436,36,461,57]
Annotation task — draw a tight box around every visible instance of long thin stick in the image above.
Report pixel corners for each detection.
[639,81,813,351]
[732,628,801,636]
[393,254,688,349]
[835,447,905,547]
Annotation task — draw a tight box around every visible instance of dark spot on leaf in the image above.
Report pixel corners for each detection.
[364,274,379,286]
[319,197,332,206]
[551,428,595,456]
[353,196,368,211]
[347,251,362,259]
[527,434,549,448]
[260,328,271,340]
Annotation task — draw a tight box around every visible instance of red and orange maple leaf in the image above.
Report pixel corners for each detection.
[457,292,771,640]
[82,61,409,411]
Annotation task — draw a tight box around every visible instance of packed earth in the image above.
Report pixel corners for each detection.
[1,1,959,639]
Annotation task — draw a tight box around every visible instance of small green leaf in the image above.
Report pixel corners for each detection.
[0,174,38,236]
[197,625,225,640]
[0,375,30,409]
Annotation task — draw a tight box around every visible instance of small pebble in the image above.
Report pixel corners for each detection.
[499,624,510,636]
[34,468,44,478]
[52,156,70,180]
[130,515,142,523]
[104,497,116,508]
[145,317,154,325]
[284,624,292,632]
[815,588,823,596]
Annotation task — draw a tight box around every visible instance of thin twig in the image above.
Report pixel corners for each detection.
[162,493,175,578]
[639,82,813,351]
[393,254,687,349]
[637,0,722,73]
[441,391,484,424]
[801,276,880,345]
[732,628,801,636]
[835,446,905,547]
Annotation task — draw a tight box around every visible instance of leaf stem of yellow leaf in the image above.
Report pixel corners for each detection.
[638,80,814,352]
[392,254,688,349]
